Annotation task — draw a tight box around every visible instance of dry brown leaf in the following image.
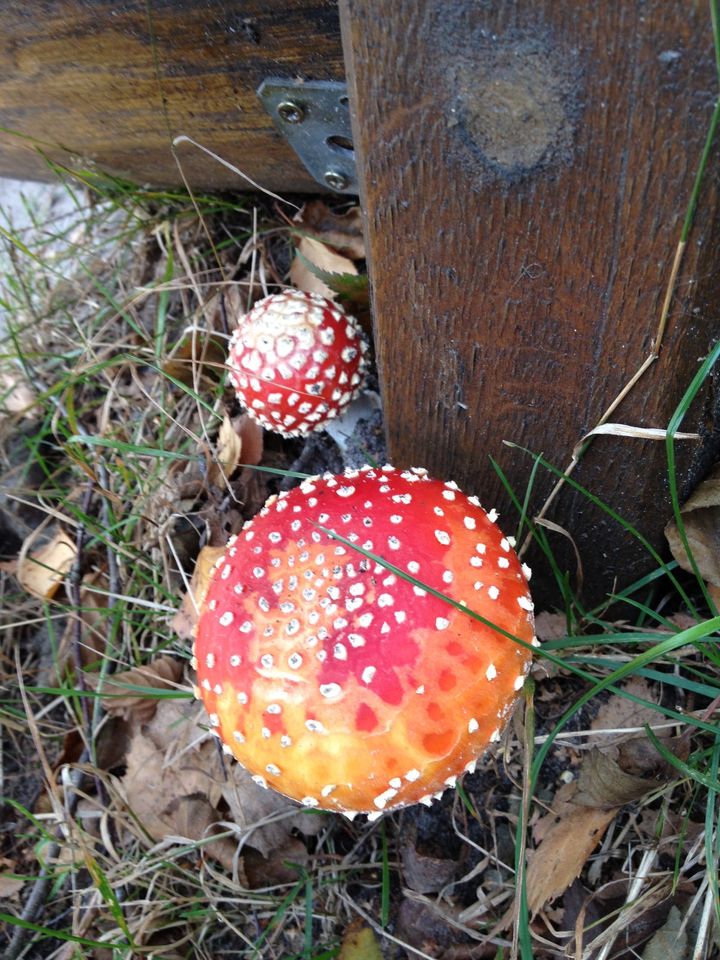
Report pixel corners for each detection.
[294,200,366,260]
[162,331,226,388]
[338,919,384,960]
[171,545,226,640]
[99,656,183,724]
[290,235,358,299]
[123,699,321,861]
[525,680,683,917]
[665,463,720,586]
[533,611,568,642]
[205,412,264,487]
[574,747,663,808]
[0,873,26,898]
[17,530,76,599]
[641,905,687,960]
[588,678,661,744]
[0,368,36,416]
[236,414,264,467]
[526,803,619,915]
[207,413,244,487]
[221,761,323,858]
[172,793,244,877]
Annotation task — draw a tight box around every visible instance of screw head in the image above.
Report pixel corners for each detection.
[324,169,350,191]
[277,100,305,124]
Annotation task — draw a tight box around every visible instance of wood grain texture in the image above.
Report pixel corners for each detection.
[340,0,720,605]
[0,0,343,191]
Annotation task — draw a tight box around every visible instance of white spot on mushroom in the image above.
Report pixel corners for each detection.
[321,784,337,797]
[486,663,498,681]
[388,535,401,550]
[377,593,394,607]
[237,691,248,704]
[442,570,454,584]
[435,617,450,630]
[233,730,245,743]
[260,654,274,669]
[281,735,292,747]
[488,585,500,600]
[205,653,216,669]
[518,595,534,611]
[305,719,326,733]
[229,654,242,667]
[266,764,281,776]
[405,769,421,782]
[389,777,402,790]
[487,509,499,523]
[373,787,398,809]
[514,675,525,691]
[490,728,501,743]
[252,775,267,788]
[348,633,366,647]
[361,666,377,685]
[416,684,425,694]
[333,642,348,660]
[320,682,342,699]
[468,718,479,733]
[434,529,451,545]
[407,561,420,574]
[302,796,319,807]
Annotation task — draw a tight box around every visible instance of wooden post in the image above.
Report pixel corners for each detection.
[340,0,720,605]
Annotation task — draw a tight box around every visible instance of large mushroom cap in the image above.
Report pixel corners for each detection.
[227,290,368,437]
[193,465,536,815]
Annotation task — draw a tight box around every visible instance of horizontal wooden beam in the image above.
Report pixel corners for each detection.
[0,1,344,191]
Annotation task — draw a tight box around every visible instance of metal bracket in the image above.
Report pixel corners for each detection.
[257,79,357,195]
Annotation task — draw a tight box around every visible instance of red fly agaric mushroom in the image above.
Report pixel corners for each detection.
[192,465,537,816]
[226,290,368,437]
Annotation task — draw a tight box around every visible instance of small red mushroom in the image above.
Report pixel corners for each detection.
[193,465,537,816]
[226,290,368,437]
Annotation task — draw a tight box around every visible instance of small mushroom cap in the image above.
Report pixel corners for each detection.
[227,290,368,437]
[194,465,536,814]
